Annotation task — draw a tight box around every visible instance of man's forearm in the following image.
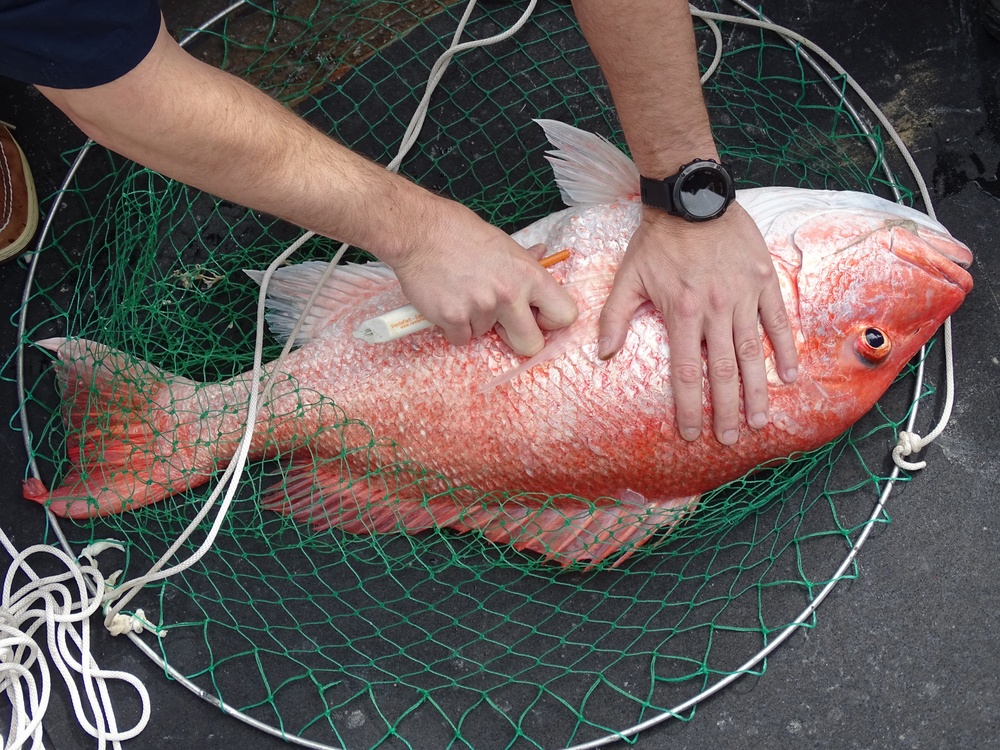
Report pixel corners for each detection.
[37,16,582,357]
[575,0,799,444]
[37,19,447,266]
[571,0,719,176]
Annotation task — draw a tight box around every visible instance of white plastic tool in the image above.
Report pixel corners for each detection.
[353,304,431,343]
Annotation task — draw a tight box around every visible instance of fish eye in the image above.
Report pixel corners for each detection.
[864,328,885,348]
[855,327,892,365]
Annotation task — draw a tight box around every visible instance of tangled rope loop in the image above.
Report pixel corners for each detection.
[1,538,150,750]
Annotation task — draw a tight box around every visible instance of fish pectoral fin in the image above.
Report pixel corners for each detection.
[480,304,600,392]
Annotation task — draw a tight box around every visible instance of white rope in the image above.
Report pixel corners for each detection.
[692,6,724,84]
[0,529,150,749]
[892,318,957,470]
[102,0,541,627]
[569,10,964,747]
[8,0,542,743]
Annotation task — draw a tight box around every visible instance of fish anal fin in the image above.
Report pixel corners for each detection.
[264,458,698,568]
[261,459,460,535]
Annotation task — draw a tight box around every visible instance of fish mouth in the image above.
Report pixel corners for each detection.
[892,225,974,294]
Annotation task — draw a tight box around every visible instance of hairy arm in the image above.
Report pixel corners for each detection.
[572,0,798,445]
[37,18,577,355]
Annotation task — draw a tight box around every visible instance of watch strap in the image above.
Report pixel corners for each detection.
[639,175,676,214]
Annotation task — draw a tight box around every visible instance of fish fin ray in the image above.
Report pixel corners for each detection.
[261,459,459,534]
[535,119,639,206]
[244,261,398,346]
[479,491,699,568]
[263,457,698,567]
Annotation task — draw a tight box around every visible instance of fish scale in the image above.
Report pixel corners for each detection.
[23,121,973,567]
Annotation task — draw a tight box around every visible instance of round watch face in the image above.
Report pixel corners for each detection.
[676,164,732,219]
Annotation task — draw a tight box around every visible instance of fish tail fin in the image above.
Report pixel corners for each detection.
[534,119,640,206]
[262,459,696,567]
[23,337,208,518]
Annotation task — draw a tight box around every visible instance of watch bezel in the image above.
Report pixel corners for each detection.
[639,159,736,222]
[670,160,736,222]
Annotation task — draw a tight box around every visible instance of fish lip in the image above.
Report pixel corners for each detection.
[917,227,974,268]
[892,229,974,294]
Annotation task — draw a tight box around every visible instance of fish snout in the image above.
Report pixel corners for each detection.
[890,225,974,295]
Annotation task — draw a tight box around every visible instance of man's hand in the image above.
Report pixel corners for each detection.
[391,203,579,356]
[597,203,798,445]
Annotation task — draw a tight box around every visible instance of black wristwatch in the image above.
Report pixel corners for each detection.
[639,159,736,222]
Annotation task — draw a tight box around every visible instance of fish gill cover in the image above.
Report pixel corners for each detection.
[7,1,940,748]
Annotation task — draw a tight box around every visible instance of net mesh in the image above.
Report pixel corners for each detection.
[8,1,934,747]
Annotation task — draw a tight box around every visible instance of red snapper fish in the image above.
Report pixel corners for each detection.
[24,121,973,566]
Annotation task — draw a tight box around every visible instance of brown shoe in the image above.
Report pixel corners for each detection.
[0,122,39,263]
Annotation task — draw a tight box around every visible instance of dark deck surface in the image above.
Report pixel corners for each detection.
[1,1,997,748]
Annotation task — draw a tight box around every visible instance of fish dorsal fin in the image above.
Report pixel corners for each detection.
[244,260,398,346]
[535,119,640,206]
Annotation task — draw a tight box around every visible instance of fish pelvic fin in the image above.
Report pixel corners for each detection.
[535,119,640,206]
[262,456,698,568]
[466,490,699,569]
[244,261,398,347]
[22,338,211,518]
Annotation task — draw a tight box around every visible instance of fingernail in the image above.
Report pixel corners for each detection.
[784,366,798,382]
[597,337,613,360]
[749,412,768,429]
[681,427,700,441]
[721,429,738,445]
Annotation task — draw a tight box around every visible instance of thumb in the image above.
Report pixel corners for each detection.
[598,280,645,360]
[523,242,548,261]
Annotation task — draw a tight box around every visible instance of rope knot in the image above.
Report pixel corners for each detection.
[104,608,166,639]
[893,430,928,471]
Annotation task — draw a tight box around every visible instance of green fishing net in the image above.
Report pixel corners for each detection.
[8,1,938,747]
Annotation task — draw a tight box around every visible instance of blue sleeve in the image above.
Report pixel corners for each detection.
[0,0,162,88]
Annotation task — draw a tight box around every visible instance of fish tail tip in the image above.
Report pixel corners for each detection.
[22,479,102,518]
[22,477,49,500]
[34,337,68,353]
